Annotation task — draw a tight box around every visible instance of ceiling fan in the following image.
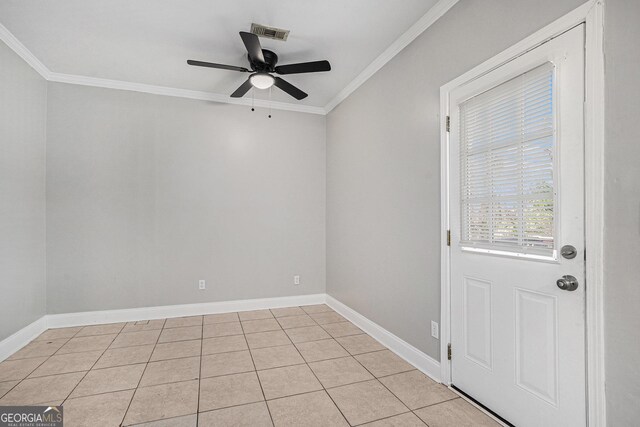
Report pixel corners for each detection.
[187,31,331,101]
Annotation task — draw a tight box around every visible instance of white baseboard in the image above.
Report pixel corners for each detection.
[0,316,48,362]
[0,294,325,361]
[46,293,327,328]
[325,295,441,383]
[1,292,441,384]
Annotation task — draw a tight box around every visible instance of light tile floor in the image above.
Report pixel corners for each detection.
[0,304,501,426]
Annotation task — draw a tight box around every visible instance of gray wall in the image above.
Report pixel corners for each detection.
[0,41,47,340]
[46,83,326,314]
[604,0,640,425]
[326,0,584,360]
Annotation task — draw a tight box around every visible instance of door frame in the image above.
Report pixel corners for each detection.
[438,1,605,426]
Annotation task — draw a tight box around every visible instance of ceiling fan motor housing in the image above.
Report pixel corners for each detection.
[250,49,278,72]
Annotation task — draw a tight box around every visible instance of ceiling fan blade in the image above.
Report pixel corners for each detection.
[230,79,254,98]
[274,77,308,100]
[275,60,331,75]
[239,31,265,64]
[187,60,249,72]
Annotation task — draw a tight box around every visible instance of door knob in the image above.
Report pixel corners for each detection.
[556,275,579,291]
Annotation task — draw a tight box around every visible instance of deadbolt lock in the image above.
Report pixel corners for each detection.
[561,245,577,259]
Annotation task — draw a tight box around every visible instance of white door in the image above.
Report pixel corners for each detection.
[448,25,585,427]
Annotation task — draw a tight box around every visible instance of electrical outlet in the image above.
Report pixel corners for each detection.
[431,321,439,339]
[293,275,300,286]
[199,280,206,290]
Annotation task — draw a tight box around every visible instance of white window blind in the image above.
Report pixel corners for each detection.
[459,62,556,256]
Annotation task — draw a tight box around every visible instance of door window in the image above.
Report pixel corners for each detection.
[459,62,556,257]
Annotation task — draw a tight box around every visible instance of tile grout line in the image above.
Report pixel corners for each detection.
[261,388,327,403]
[247,306,349,424]
[320,371,402,392]
[329,330,414,425]
[316,320,366,341]
[0,325,89,403]
[26,363,125,381]
[266,306,352,425]
[162,332,376,360]
[195,317,204,427]
[10,335,73,360]
[243,310,276,427]
[24,381,179,404]
[0,359,50,401]
[410,395,461,413]
[351,410,416,426]
[375,367,424,380]
[197,389,354,418]
[319,310,475,423]
[328,333,463,423]
[293,345,351,365]
[302,344,352,425]
[119,318,167,426]
[59,325,125,407]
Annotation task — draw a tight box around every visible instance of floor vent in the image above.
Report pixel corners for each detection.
[250,23,290,41]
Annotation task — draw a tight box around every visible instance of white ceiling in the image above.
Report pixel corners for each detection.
[0,0,439,107]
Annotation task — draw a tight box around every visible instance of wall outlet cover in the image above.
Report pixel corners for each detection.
[294,275,300,285]
[431,320,439,339]
[199,280,206,290]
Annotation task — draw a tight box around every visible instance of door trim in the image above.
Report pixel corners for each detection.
[438,1,605,426]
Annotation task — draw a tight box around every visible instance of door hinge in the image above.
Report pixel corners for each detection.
[447,343,452,360]
[446,116,451,132]
[447,230,451,246]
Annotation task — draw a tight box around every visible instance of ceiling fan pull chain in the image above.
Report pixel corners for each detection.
[268,86,272,118]
[251,88,255,111]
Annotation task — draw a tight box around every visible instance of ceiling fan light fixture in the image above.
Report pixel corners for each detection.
[250,73,275,89]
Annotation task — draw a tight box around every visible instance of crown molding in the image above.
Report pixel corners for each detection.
[2,0,458,116]
[323,0,459,113]
[47,72,327,115]
[0,22,325,115]
[0,23,51,79]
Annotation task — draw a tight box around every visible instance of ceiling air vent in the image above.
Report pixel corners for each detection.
[250,23,290,41]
